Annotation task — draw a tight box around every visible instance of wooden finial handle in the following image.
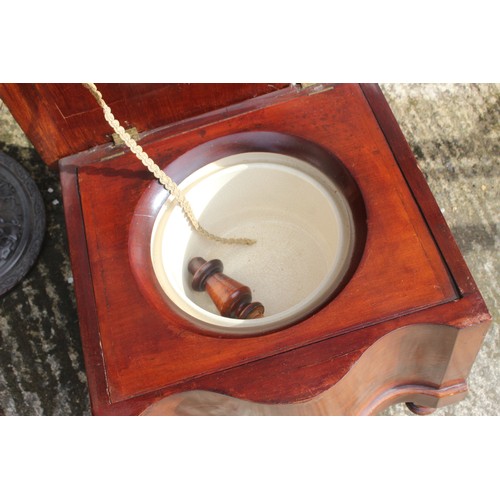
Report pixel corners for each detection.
[188,257,264,319]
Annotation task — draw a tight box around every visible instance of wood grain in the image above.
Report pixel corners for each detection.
[0,83,290,166]
[140,322,489,415]
[55,83,490,417]
[188,257,265,319]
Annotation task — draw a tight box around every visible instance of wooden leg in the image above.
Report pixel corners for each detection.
[406,402,436,415]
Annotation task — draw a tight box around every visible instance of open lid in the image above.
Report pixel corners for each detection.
[0,83,290,166]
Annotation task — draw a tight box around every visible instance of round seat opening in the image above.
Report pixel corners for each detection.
[150,150,363,335]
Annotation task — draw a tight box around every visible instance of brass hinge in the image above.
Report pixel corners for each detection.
[112,126,139,146]
[297,83,333,95]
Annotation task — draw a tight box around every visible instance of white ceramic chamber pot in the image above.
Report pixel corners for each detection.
[150,151,359,335]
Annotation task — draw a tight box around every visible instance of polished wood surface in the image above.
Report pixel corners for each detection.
[129,129,368,337]
[188,257,265,319]
[52,83,492,416]
[140,322,488,415]
[0,83,290,167]
[1,82,487,414]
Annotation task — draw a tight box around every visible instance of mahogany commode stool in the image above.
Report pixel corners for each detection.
[0,83,491,415]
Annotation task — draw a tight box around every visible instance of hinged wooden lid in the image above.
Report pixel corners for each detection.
[0,83,290,166]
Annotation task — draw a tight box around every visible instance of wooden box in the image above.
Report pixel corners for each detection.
[0,83,491,415]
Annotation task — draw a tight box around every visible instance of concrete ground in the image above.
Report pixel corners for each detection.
[379,84,499,415]
[0,84,498,415]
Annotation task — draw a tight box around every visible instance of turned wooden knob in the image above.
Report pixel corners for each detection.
[188,257,264,319]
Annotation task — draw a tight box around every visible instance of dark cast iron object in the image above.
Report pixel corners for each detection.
[0,151,45,296]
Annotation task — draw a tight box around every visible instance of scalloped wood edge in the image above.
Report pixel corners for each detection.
[140,322,489,415]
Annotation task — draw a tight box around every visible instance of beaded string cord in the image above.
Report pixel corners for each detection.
[83,83,255,246]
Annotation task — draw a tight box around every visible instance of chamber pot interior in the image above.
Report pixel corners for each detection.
[150,151,363,336]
